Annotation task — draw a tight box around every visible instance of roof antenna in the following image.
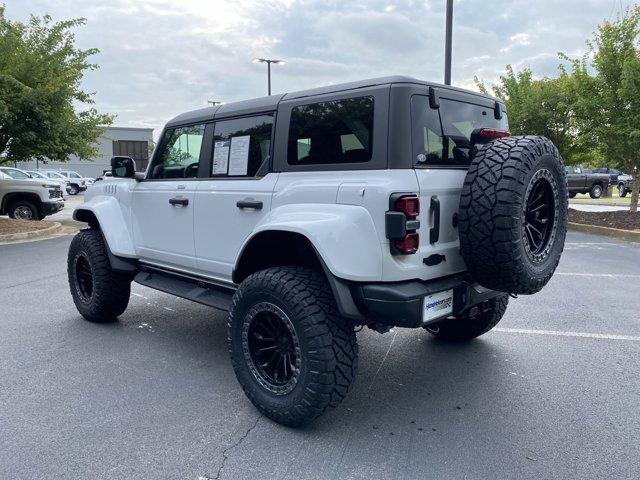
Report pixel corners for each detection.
[444,0,453,85]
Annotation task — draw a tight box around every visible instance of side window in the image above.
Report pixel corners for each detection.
[411,95,508,167]
[411,95,446,165]
[151,124,205,179]
[287,96,374,165]
[210,115,273,177]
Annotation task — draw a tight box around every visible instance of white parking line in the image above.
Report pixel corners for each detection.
[494,327,640,341]
[556,272,640,278]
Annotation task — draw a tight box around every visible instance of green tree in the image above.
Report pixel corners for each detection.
[0,7,112,166]
[563,7,640,212]
[475,66,584,163]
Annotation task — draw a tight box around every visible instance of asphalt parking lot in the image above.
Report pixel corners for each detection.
[1,231,639,479]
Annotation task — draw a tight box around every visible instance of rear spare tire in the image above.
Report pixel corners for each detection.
[458,136,567,295]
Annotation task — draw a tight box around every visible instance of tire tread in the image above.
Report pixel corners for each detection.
[228,266,358,427]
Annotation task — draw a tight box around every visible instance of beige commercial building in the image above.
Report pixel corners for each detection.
[18,126,154,178]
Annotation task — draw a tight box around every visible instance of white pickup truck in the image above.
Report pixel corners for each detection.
[0,168,64,220]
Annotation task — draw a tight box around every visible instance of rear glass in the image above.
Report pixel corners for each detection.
[287,96,374,165]
[411,96,508,167]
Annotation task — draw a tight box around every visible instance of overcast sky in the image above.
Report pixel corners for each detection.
[5,0,636,134]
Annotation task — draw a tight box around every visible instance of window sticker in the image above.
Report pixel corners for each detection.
[228,135,250,176]
[212,140,230,175]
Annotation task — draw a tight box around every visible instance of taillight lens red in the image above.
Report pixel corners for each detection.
[395,233,419,255]
[395,195,420,220]
[478,128,510,139]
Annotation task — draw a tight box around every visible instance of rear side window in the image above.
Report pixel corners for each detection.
[411,96,508,167]
[287,96,374,165]
[210,115,273,177]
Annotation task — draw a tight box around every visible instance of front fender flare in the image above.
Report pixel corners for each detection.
[73,195,136,258]
[238,204,383,282]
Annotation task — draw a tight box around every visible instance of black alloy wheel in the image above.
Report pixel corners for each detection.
[522,168,558,263]
[67,229,132,323]
[243,302,301,395]
[228,266,358,426]
[74,253,94,302]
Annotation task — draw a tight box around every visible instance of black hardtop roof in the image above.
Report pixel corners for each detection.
[166,75,500,127]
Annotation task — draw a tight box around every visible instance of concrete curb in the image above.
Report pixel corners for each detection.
[568,222,640,242]
[0,222,63,242]
[569,200,630,207]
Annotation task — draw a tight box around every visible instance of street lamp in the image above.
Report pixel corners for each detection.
[444,0,453,85]
[252,57,285,96]
[205,100,223,106]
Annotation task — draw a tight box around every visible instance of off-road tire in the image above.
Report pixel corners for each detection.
[228,266,358,427]
[8,200,41,220]
[67,229,131,322]
[425,294,509,341]
[459,136,567,295]
[589,184,603,199]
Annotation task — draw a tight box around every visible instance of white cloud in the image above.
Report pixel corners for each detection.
[4,0,637,133]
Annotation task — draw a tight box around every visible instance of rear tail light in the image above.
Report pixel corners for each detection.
[395,195,420,220]
[395,232,419,255]
[470,128,511,144]
[478,128,510,139]
[386,194,420,255]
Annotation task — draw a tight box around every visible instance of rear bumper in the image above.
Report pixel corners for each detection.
[350,273,502,328]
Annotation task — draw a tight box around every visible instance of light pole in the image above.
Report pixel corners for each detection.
[444,0,453,85]
[205,100,223,106]
[252,58,285,96]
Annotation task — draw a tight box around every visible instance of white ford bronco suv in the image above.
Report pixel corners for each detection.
[67,76,568,426]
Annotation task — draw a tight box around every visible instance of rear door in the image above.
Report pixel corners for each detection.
[410,93,509,277]
[131,123,207,270]
[194,114,277,281]
[570,166,587,189]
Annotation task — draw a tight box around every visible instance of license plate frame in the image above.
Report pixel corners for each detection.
[422,289,454,323]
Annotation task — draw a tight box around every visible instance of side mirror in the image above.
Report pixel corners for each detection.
[111,156,136,178]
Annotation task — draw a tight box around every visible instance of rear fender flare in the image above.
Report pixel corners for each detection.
[237,204,383,282]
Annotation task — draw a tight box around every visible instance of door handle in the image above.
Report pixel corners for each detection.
[169,196,189,206]
[236,199,263,210]
[429,196,440,244]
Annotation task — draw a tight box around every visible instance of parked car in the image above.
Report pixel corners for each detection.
[0,169,64,220]
[25,170,69,196]
[41,170,86,195]
[0,166,35,181]
[57,170,94,187]
[565,166,610,198]
[67,76,568,426]
[592,167,623,186]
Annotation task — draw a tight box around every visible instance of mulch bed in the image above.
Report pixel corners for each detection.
[0,217,55,236]
[569,208,640,231]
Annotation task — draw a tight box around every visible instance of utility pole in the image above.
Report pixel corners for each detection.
[444,0,453,85]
